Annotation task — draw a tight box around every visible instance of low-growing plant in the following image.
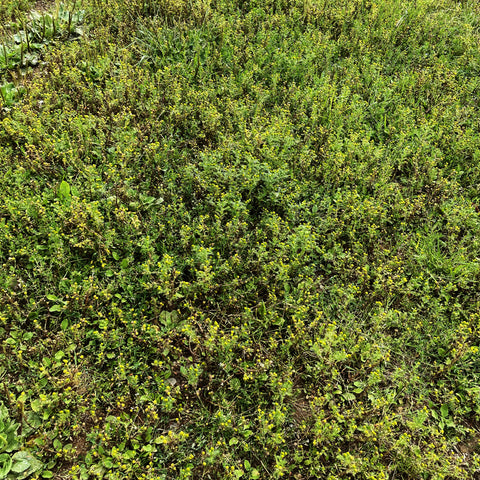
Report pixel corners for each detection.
[0,403,42,479]
[1,0,480,478]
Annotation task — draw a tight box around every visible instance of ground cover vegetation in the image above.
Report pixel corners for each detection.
[1,0,480,478]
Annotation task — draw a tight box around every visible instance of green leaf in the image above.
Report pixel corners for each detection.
[54,351,65,362]
[251,469,260,479]
[46,294,58,301]
[12,450,43,480]
[11,458,30,473]
[30,400,42,413]
[23,332,34,341]
[124,450,135,459]
[0,453,12,479]
[4,431,19,452]
[445,419,455,428]
[58,180,71,201]
[440,404,449,418]
[244,460,251,470]
[0,437,6,453]
[49,305,62,312]
[229,437,239,446]
[41,472,53,478]
[0,404,8,421]
[90,464,105,476]
[60,319,69,331]
[342,392,356,402]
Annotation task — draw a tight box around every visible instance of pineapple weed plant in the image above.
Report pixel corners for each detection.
[1,0,480,478]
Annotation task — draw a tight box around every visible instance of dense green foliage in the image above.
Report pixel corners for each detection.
[1,0,480,478]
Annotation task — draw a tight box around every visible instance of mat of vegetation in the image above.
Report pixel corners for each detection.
[1,0,480,478]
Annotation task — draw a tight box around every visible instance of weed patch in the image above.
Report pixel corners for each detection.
[1,0,480,478]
